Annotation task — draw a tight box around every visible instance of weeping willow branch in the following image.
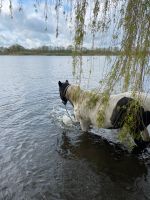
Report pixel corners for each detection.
[9,0,13,18]
[0,0,3,13]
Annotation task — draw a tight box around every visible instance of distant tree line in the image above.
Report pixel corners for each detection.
[0,44,120,56]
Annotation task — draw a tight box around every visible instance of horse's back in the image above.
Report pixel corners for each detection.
[110,92,150,111]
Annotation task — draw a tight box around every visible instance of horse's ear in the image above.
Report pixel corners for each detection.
[58,81,62,86]
[66,80,69,83]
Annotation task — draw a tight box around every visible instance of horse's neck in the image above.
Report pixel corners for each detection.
[66,85,82,106]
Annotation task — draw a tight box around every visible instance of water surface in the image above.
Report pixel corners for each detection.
[0,56,150,200]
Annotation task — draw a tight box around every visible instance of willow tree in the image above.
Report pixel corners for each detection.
[2,0,150,144]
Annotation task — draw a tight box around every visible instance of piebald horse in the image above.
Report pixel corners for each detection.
[58,80,150,149]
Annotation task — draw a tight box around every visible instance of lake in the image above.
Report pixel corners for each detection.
[0,55,150,200]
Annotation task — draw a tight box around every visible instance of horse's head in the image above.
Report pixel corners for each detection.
[58,80,70,105]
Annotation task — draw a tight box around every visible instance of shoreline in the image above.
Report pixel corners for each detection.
[0,52,120,56]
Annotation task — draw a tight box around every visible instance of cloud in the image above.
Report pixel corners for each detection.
[0,1,117,48]
[0,0,18,14]
[0,1,73,48]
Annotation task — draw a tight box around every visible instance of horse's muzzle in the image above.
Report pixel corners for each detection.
[62,100,67,105]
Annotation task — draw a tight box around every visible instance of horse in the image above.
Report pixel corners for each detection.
[58,80,150,149]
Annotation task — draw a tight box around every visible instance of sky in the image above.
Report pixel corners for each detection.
[0,0,114,49]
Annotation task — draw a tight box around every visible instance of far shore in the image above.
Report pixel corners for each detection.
[1,45,148,56]
[0,50,120,56]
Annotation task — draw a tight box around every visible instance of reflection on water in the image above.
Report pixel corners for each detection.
[0,56,150,200]
[58,131,150,200]
[59,131,146,176]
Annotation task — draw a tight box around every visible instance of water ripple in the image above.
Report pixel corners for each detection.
[0,56,150,200]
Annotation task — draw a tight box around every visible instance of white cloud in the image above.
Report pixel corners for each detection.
[1,0,18,14]
[0,1,118,48]
[0,1,73,48]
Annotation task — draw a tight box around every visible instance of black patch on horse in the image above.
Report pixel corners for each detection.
[110,97,134,129]
[110,96,150,148]
[142,111,150,128]
[111,97,150,130]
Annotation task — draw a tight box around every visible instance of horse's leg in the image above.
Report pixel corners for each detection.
[132,105,150,148]
[141,128,150,141]
[134,129,150,149]
[80,119,90,132]
[74,106,80,122]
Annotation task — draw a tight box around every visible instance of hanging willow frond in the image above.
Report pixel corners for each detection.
[9,0,13,18]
